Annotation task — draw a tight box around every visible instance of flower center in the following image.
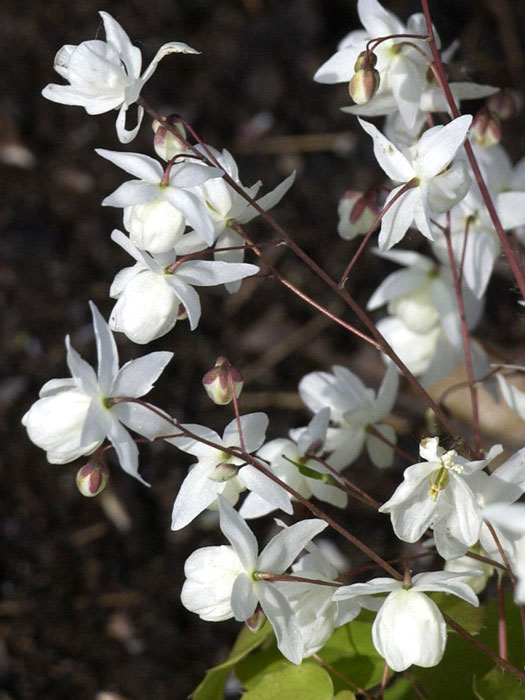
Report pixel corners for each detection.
[428,449,461,502]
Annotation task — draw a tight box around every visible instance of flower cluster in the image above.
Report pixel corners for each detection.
[23,2,525,693]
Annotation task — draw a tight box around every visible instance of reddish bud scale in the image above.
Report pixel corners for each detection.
[202,356,244,405]
[76,460,109,497]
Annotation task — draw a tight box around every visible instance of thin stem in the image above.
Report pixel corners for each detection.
[443,227,482,457]
[366,424,417,463]
[254,572,339,588]
[419,0,525,301]
[308,455,381,509]
[378,662,389,700]
[117,398,403,580]
[313,654,375,700]
[338,179,418,287]
[443,613,525,683]
[138,97,466,446]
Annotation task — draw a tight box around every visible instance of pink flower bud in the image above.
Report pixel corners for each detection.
[349,68,380,105]
[353,50,378,72]
[152,119,187,161]
[76,460,109,497]
[202,356,244,405]
[472,107,501,147]
[337,190,380,240]
[486,89,521,121]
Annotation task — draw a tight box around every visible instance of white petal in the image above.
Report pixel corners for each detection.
[89,302,119,396]
[415,115,472,179]
[65,336,98,394]
[218,496,258,571]
[497,374,525,420]
[231,573,258,621]
[223,413,269,452]
[163,276,201,330]
[367,268,428,310]
[103,180,160,208]
[106,417,147,484]
[378,186,419,249]
[113,351,172,398]
[140,41,200,84]
[366,424,396,468]
[95,149,162,183]
[171,461,223,530]
[176,260,259,287]
[257,583,304,664]
[358,119,415,182]
[238,464,293,515]
[258,519,327,574]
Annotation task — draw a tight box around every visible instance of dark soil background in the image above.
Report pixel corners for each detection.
[2,1,525,698]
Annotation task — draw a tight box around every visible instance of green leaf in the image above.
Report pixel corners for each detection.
[315,611,389,692]
[334,691,356,700]
[281,454,332,483]
[192,622,273,700]
[240,664,333,700]
[473,666,525,700]
[429,592,484,635]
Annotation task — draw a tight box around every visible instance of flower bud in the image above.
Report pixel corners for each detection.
[486,89,520,121]
[123,199,185,253]
[152,119,187,161]
[337,190,380,240]
[245,606,265,632]
[76,460,109,497]
[349,68,380,105]
[353,50,377,72]
[202,356,244,406]
[472,107,501,147]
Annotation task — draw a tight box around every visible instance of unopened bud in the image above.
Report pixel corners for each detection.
[486,89,520,121]
[76,460,109,497]
[353,50,377,72]
[472,107,501,147]
[208,461,239,482]
[176,303,188,321]
[245,606,265,632]
[152,119,187,161]
[202,356,244,405]
[337,190,380,240]
[349,68,380,105]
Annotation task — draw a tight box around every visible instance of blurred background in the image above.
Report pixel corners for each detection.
[2,0,525,697]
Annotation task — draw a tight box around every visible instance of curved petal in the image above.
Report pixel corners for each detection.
[95,149,162,183]
[113,351,173,398]
[218,496,258,571]
[416,115,472,179]
[257,583,304,664]
[106,416,147,484]
[89,302,119,395]
[358,119,414,182]
[231,573,258,621]
[257,519,327,573]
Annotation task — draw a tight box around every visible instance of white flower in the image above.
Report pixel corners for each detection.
[244,408,346,518]
[359,116,472,249]
[379,437,502,558]
[21,302,173,483]
[298,364,398,469]
[42,12,198,143]
[108,230,258,343]
[96,149,221,246]
[181,496,327,663]
[175,145,295,292]
[169,413,292,530]
[281,542,363,657]
[481,503,525,603]
[368,249,489,388]
[334,571,479,671]
[314,0,435,129]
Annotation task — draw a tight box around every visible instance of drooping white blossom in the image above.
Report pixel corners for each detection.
[108,230,258,343]
[358,115,472,249]
[42,12,198,143]
[169,413,292,530]
[333,571,479,671]
[22,302,173,483]
[96,148,221,246]
[181,496,327,663]
[298,363,399,469]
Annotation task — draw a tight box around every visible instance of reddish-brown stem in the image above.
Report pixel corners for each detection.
[443,227,482,457]
[254,572,339,588]
[308,455,381,509]
[366,424,417,463]
[117,398,403,580]
[420,0,525,301]
[443,613,525,683]
[338,179,418,287]
[378,662,389,699]
[137,97,465,445]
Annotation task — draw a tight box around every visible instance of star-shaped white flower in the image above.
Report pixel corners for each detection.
[108,230,259,343]
[21,302,173,483]
[42,12,198,143]
[334,571,479,671]
[181,496,327,663]
[359,115,472,249]
[298,364,399,469]
[169,413,292,530]
[379,437,502,558]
